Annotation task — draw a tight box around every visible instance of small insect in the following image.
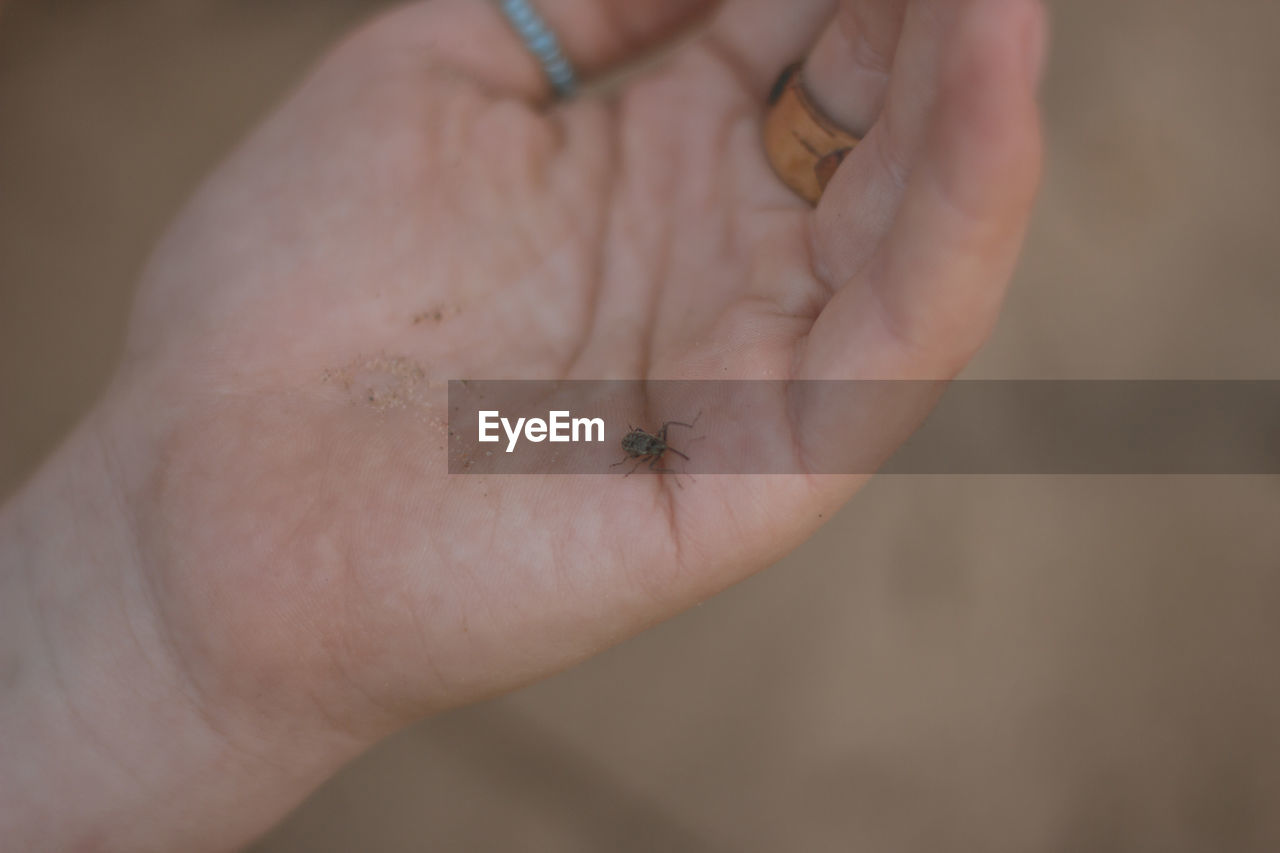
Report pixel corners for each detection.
[611,414,700,476]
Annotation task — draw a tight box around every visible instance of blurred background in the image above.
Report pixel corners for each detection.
[2,1,1279,850]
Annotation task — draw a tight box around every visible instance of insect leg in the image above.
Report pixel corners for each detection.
[648,451,685,475]
[658,416,699,441]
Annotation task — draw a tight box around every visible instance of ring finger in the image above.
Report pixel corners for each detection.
[806,0,967,284]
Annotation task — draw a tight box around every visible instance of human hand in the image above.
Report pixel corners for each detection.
[1,0,1044,849]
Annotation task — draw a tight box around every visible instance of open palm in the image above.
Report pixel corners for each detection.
[106,0,1043,750]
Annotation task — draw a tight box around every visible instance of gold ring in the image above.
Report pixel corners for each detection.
[763,63,862,205]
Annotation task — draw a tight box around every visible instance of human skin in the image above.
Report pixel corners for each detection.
[0,0,1045,849]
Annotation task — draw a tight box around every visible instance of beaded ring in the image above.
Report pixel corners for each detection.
[498,0,579,98]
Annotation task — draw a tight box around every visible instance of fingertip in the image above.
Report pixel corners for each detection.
[1024,0,1049,93]
[932,0,1046,222]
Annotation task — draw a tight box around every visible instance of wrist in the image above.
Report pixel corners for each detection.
[0,398,359,851]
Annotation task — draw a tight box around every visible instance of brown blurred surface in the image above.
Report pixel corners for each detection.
[3,1,1279,851]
